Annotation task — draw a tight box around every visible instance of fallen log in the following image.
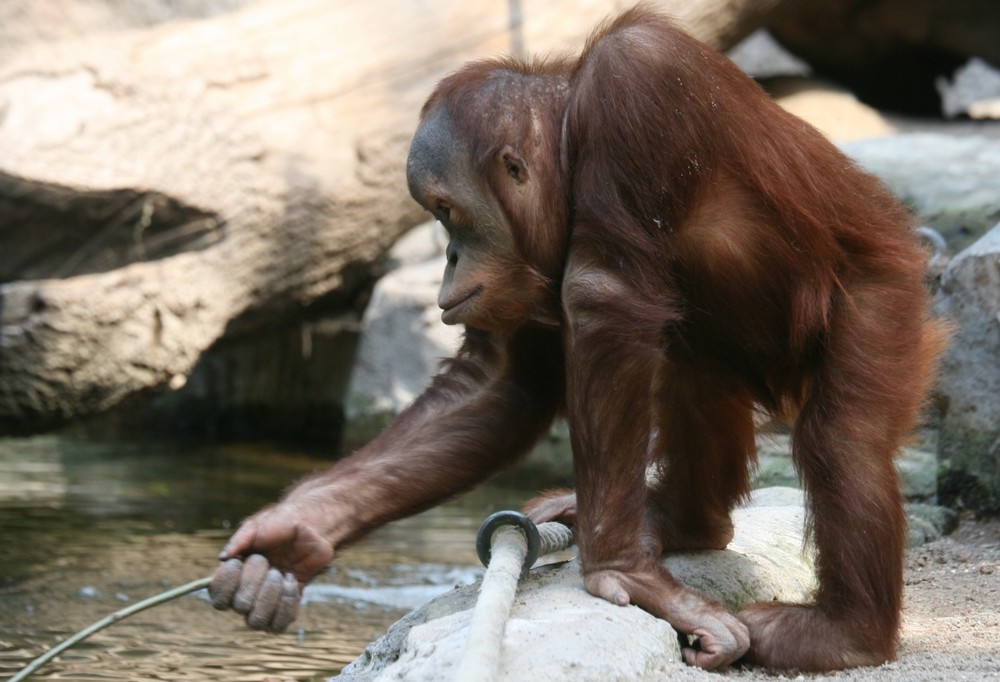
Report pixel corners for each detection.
[0,0,792,432]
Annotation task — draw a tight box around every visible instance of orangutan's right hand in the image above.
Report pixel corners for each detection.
[208,503,335,632]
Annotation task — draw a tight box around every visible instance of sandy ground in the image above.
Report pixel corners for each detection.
[856,518,1000,681]
[711,517,1000,681]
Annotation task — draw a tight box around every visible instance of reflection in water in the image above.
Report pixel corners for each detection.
[0,437,534,681]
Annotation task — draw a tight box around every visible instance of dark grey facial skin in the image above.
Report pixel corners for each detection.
[406,107,517,326]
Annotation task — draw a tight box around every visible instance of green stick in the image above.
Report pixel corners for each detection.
[10,576,212,682]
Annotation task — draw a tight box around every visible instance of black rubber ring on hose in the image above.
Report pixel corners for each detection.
[475,510,541,571]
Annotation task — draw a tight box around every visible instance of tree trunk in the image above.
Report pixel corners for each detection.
[0,0,791,433]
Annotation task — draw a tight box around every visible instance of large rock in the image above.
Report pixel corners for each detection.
[841,134,1000,252]
[343,223,461,447]
[338,488,815,681]
[933,223,1000,515]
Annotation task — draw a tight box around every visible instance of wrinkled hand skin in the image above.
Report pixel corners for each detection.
[209,503,335,633]
[584,565,750,669]
[525,490,748,668]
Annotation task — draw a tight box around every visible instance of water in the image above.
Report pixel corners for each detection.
[0,437,539,681]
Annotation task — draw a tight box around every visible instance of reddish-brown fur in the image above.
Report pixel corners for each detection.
[211,7,944,671]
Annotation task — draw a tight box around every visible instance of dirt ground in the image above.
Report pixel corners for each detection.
[716,517,1000,681]
[856,517,1000,681]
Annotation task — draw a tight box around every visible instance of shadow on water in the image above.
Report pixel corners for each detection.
[0,437,534,681]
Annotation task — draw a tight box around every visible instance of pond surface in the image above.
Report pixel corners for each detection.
[0,437,543,681]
